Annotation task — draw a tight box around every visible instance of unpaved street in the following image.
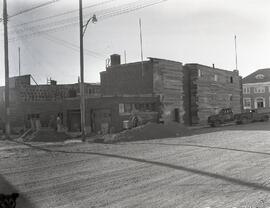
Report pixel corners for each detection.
[1,122,270,208]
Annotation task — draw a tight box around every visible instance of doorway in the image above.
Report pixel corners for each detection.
[67,110,81,132]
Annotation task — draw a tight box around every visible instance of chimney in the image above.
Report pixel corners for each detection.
[110,54,121,66]
[212,64,215,69]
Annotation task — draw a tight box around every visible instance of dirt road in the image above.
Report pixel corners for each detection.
[1,122,270,208]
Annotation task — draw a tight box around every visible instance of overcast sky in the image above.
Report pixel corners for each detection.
[0,0,270,85]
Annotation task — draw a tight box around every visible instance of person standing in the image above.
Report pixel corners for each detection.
[56,115,61,132]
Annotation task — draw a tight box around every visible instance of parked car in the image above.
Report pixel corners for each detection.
[234,109,269,124]
[208,108,235,127]
[208,108,269,127]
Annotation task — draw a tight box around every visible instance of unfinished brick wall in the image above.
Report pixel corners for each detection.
[100,58,185,124]
[184,64,242,125]
[18,83,100,102]
[0,77,101,131]
[152,58,184,123]
[100,61,153,95]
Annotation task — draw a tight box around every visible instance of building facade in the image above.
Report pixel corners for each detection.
[101,54,185,124]
[243,68,270,111]
[0,75,101,133]
[0,55,244,134]
[183,64,242,125]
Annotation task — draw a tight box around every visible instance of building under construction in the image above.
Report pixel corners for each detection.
[0,54,243,134]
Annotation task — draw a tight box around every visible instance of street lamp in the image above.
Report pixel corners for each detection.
[79,0,97,141]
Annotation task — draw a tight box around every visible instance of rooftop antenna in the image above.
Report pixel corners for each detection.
[18,47,21,76]
[124,50,127,64]
[234,35,238,70]
[139,18,144,78]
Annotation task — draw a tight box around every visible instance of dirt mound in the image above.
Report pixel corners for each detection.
[27,128,71,142]
[113,122,191,142]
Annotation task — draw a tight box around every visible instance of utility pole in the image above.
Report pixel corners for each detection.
[18,47,21,76]
[79,0,86,140]
[78,0,97,141]
[139,18,144,78]
[234,35,238,70]
[3,0,10,137]
[124,50,127,64]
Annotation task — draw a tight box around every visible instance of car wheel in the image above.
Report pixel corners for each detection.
[236,120,241,125]
[213,120,221,127]
[241,117,248,124]
[262,116,269,122]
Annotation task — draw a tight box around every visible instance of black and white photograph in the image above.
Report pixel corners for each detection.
[1,0,270,207]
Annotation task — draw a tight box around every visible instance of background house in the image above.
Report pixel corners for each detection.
[243,68,270,111]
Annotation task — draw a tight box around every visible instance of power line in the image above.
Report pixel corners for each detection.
[7,0,168,41]
[7,0,149,34]
[100,0,168,20]
[10,13,105,59]
[3,0,119,35]
[9,0,116,28]
[42,34,105,59]
[9,0,61,19]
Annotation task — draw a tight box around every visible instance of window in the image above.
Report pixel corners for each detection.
[119,103,155,115]
[230,76,233,83]
[124,104,132,113]
[119,103,124,114]
[198,69,201,77]
[27,114,40,120]
[255,97,265,109]
[255,74,265,80]
[228,94,233,101]
[254,87,265,94]
[68,89,77,97]
[243,98,251,109]
[243,87,250,94]
[214,74,218,82]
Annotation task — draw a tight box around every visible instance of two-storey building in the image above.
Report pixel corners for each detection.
[243,68,270,111]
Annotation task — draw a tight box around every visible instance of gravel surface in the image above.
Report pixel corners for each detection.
[1,122,270,208]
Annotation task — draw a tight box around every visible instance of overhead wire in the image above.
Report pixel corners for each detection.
[7,0,168,42]
[42,34,105,59]
[9,0,61,19]
[1,0,119,36]
[7,0,153,34]
[10,14,105,60]
[9,0,117,29]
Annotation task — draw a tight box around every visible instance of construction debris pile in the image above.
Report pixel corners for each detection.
[103,122,192,143]
[22,128,71,142]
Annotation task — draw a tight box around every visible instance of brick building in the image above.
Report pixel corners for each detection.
[242,68,270,111]
[183,64,242,125]
[101,54,185,124]
[0,75,101,132]
[0,55,243,134]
